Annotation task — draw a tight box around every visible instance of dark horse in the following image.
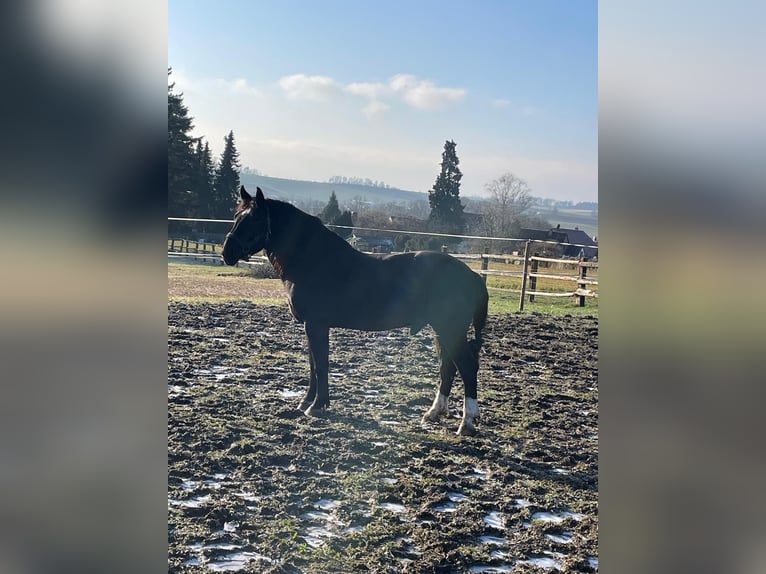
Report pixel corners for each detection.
[222,186,489,435]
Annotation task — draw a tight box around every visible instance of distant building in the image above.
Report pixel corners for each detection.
[348,234,394,253]
[519,225,598,259]
[388,214,427,231]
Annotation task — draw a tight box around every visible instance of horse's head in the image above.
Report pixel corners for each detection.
[221,186,271,265]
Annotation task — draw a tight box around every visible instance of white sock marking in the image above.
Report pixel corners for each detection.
[432,392,449,414]
[463,397,479,421]
[423,391,449,422]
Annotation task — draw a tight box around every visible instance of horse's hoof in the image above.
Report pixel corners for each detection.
[457,421,477,437]
[422,408,446,424]
[297,399,313,411]
[304,405,327,417]
[421,412,435,424]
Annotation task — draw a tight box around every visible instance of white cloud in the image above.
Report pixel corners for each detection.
[344,81,388,99]
[227,77,260,96]
[492,98,512,108]
[278,74,339,101]
[362,100,390,118]
[171,71,260,97]
[274,72,467,115]
[389,73,417,92]
[345,73,466,113]
[401,81,466,111]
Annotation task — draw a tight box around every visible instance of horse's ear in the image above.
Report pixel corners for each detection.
[240,185,252,202]
[255,187,265,207]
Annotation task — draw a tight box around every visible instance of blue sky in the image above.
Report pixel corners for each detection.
[169,1,597,201]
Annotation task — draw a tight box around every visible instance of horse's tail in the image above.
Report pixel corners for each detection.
[471,282,489,357]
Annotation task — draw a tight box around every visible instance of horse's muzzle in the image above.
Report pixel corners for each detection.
[221,233,242,265]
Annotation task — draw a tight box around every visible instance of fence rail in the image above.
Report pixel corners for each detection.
[168,217,597,311]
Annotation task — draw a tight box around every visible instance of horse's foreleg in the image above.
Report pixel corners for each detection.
[304,323,330,416]
[454,342,480,436]
[298,346,317,412]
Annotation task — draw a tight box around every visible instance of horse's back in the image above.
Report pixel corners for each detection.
[410,251,484,292]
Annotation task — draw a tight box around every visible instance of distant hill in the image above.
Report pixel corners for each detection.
[532,207,599,239]
[239,173,426,205]
[239,173,597,237]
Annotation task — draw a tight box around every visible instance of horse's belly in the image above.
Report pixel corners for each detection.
[333,313,410,332]
[293,292,413,331]
[327,295,413,330]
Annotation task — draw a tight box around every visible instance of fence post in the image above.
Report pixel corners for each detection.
[480,248,489,284]
[170,239,175,252]
[578,258,589,307]
[529,251,539,303]
[518,240,531,311]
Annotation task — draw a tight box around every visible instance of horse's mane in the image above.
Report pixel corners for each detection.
[236,196,319,228]
[235,197,253,216]
[269,200,349,248]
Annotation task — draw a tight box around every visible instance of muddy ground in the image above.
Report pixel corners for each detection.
[168,302,598,573]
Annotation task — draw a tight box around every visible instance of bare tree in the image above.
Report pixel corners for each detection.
[481,173,534,252]
[483,173,533,234]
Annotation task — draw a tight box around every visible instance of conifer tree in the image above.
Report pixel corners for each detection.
[211,131,241,218]
[168,69,197,217]
[319,191,342,224]
[191,139,215,217]
[428,139,465,236]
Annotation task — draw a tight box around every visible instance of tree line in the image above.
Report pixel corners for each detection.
[326,175,392,188]
[315,139,550,252]
[168,68,241,221]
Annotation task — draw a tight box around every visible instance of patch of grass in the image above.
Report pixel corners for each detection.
[465,260,598,317]
[168,261,597,317]
[168,262,285,304]
[487,286,598,317]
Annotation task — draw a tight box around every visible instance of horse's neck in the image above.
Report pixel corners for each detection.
[266,208,326,282]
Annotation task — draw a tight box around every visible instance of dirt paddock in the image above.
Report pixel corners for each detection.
[168,301,598,573]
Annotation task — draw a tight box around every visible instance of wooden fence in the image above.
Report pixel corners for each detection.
[167,239,269,269]
[168,239,220,256]
[168,237,598,311]
[449,240,598,310]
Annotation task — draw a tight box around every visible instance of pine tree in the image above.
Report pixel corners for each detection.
[211,131,241,218]
[330,210,354,239]
[428,139,465,236]
[319,191,342,223]
[191,139,215,217]
[168,69,197,217]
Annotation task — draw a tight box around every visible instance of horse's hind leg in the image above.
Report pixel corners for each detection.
[422,335,457,424]
[454,340,480,436]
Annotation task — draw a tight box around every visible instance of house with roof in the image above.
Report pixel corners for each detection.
[348,234,394,253]
[519,225,598,259]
